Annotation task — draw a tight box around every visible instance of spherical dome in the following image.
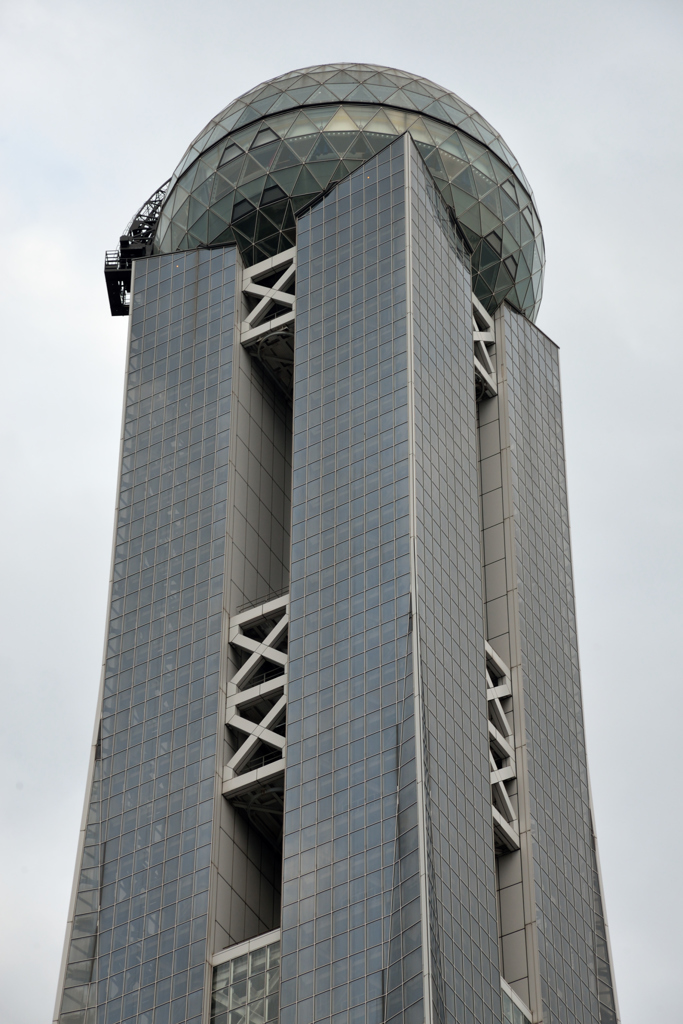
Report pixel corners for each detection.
[154,64,544,319]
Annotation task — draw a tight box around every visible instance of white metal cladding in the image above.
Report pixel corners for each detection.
[223,595,289,800]
[473,293,497,399]
[486,642,521,852]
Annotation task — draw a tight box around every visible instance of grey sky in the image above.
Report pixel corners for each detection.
[0,1,681,1021]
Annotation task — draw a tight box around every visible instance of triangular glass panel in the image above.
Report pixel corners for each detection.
[178,163,199,193]
[344,85,380,103]
[326,132,357,157]
[188,210,208,242]
[239,155,267,185]
[251,127,280,148]
[200,144,223,171]
[282,203,296,231]
[257,235,281,258]
[218,154,245,187]
[208,210,229,242]
[271,144,300,172]
[188,195,207,225]
[232,196,257,222]
[473,152,495,179]
[234,104,265,129]
[306,86,340,104]
[239,176,266,203]
[403,89,432,109]
[480,207,502,236]
[479,262,498,289]
[426,122,455,148]
[494,263,514,292]
[168,184,188,217]
[362,109,398,136]
[250,95,280,116]
[233,208,258,237]
[501,227,518,258]
[209,172,233,205]
[250,141,280,171]
[434,182,453,208]
[458,205,482,236]
[440,151,468,181]
[291,166,322,196]
[239,243,256,266]
[268,91,301,114]
[309,160,340,188]
[423,100,451,123]
[450,185,477,218]
[230,123,262,150]
[170,225,186,251]
[385,109,418,133]
[219,143,243,167]
[481,189,502,218]
[266,110,301,136]
[440,101,468,126]
[285,112,319,139]
[453,167,477,198]
[424,149,447,178]
[363,83,395,101]
[271,166,302,194]
[323,108,361,133]
[500,190,518,220]
[211,194,234,224]
[306,106,342,131]
[384,89,418,110]
[307,135,338,162]
[192,177,213,207]
[261,180,287,206]
[405,79,432,98]
[326,71,359,84]
[517,279,532,311]
[460,135,486,163]
[218,111,242,134]
[478,239,500,270]
[261,198,288,228]
[174,198,191,232]
[287,134,318,161]
[506,213,521,244]
[408,119,436,146]
[520,218,534,247]
[285,86,319,104]
[255,212,280,242]
[254,82,283,100]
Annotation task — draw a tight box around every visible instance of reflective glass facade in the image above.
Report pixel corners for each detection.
[59,65,619,1024]
[57,247,236,1024]
[284,139,423,1024]
[502,308,619,1024]
[409,150,501,1024]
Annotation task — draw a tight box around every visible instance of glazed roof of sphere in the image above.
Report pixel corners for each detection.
[146,63,544,320]
[169,63,532,196]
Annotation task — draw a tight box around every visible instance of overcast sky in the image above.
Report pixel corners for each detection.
[1,1,681,1022]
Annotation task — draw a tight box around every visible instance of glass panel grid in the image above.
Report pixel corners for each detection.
[58,246,236,1024]
[409,142,502,1024]
[283,139,423,1024]
[504,306,615,1024]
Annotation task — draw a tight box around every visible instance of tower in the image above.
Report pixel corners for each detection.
[56,64,619,1024]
